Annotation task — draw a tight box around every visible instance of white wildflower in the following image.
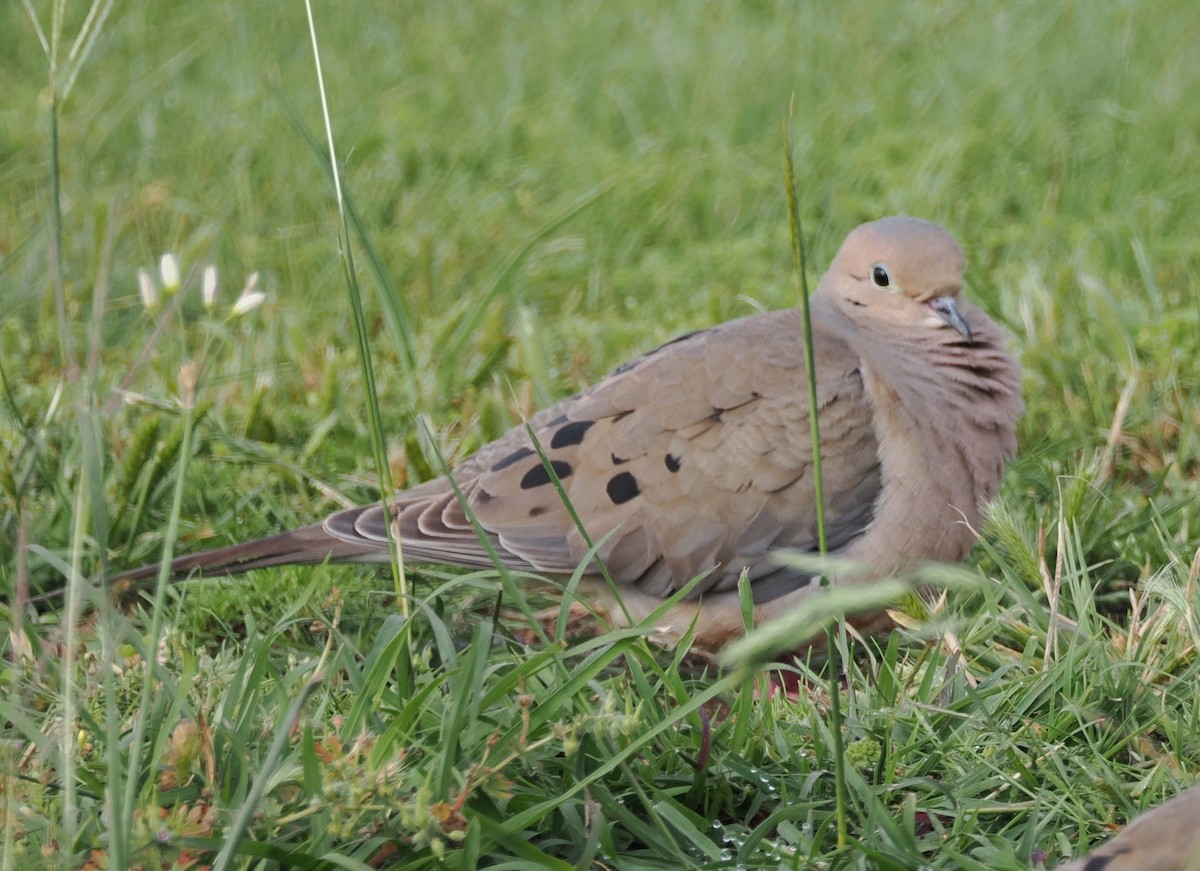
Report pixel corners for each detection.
[159,253,180,294]
[230,291,266,317]
[202,265,219,310]
[137,268,158,312]
[230,272,264,317]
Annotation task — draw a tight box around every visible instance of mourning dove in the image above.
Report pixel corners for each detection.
[112,216,1023,651]
[1055,785,1200,871]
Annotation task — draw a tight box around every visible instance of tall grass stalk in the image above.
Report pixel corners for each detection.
[81,267,121,866]
[57,468,86,866]
[302,1,408,626]
[24,0,116,380]
[117,403,197,864]
[28,3,119,861]
[47,104,74,381]
[783,115,848,849]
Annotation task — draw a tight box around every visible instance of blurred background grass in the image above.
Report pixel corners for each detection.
[5,0,1198,568]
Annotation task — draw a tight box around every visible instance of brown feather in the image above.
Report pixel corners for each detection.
[1054,784,1200,871]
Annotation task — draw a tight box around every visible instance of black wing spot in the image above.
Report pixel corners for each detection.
[1081,850,1125,870]
[550,419,594,449]
[665,453,681,472]
[528,505,548,517]
[492,446,535,472]
[750,570,814,603]
[606,471,641,504]
[611,453,629,466]
[520,460,573,490]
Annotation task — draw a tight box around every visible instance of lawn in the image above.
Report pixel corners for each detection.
[3,0,1200,868]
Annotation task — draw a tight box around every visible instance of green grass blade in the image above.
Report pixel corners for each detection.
[211,673,323,871]
[782,110,846,848]
[302,1,409,634]
[441,182,613,378]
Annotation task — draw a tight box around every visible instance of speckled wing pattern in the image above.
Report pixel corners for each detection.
[325,308,882,602]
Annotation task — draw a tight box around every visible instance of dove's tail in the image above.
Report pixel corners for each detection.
[33,524,385,605]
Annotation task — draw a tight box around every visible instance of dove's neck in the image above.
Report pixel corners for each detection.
[834,305,1022,572]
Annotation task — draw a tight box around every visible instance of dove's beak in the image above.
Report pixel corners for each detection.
[928,296,972,343]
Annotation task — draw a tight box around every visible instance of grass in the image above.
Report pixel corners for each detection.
[3,0,1200,867]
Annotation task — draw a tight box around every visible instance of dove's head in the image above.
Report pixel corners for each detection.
[822,216,974,342]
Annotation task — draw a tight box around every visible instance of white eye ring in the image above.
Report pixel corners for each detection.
[871,263,893,289]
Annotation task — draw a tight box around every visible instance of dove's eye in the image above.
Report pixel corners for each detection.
[871,264,892,289]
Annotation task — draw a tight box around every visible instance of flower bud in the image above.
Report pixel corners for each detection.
[202,265,218,310]
[231,290,266,317]
[138,268,159,312]
[159,253,180,294]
